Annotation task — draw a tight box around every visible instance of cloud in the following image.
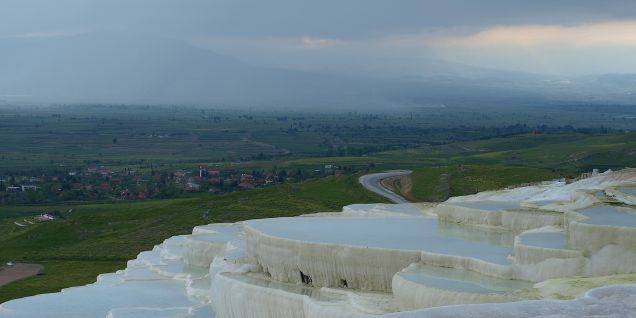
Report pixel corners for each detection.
[0,30,88,39]
[190,35,345,51]
[300,36,343,49]
[431,21,636,48]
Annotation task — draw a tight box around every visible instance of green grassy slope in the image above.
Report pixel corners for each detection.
[397,133,635,202]
[459,133,636,172]
[0,174,386,302]
[404,165,560,202]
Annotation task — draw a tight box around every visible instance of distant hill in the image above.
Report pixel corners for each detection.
[0,33,356,106]
[0,32,634,109]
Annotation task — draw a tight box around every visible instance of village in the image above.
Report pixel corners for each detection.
[0,163,346,205]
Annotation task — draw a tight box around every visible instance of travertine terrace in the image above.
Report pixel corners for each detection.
[1,169,635,318]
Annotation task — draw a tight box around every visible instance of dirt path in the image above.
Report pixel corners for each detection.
[0,263,43,287]
[380,174,414,201]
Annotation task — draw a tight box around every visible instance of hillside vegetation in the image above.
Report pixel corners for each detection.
[0,175,385,302]
[1,107,634,303]
[389,133,635,201]
[400,165,559,202]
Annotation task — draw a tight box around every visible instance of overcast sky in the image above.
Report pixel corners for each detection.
[3,0,636,75]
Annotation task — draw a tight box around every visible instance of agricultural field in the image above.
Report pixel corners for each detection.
[1,104,633,172]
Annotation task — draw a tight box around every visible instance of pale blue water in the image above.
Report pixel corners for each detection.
[518,232,568,249]
[617,187,636,196]
[398,264,531,294]
[437,222,515,247]
[578,205,636,227]
[345,203,425,216]
[1,279,200,318]
[451,201,522,211]
[247,217,513,265]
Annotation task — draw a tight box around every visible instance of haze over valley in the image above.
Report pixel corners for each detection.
[2,31,636,109]
[2,0,636,108]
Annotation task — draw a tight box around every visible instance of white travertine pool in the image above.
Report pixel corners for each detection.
[397,264,531,294]
[577,205,636,227]
[436,222,515,247]
[617,187,636,196]
[246,217,513,265]
[342,203,427,216]
[0,279,202,318]
[518,232,568,250]
[450,201,522,211]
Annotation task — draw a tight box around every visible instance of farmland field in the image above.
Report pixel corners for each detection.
[1,104,633,172]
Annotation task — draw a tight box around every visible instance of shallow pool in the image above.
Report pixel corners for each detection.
[345,203,426,216]
[450,201,522,211]
[437,222,514,247]
[0,278,200,318]
[247,217,513,265]
[518,232,568,250]
[617,187,636,196]
[577,205,636,227]
[398,264,531,294]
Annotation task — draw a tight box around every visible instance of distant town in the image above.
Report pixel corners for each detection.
[0,164,348,205]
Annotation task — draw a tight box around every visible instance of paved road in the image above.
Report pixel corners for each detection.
[359,170,412,203]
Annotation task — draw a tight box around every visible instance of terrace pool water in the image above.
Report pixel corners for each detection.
[397,264,532,294]
[577,205,636,227]
[344,203,426,216]
[0,279,200,318]
[518,232,568,250]
[450,201,522,211]
[247,217,513,265]
[617,187,636,196]
[437,222,515,247]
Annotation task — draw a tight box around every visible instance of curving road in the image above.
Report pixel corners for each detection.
[359,170,412,203]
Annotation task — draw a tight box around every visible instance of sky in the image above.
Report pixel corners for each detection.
[2,0,636,75]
